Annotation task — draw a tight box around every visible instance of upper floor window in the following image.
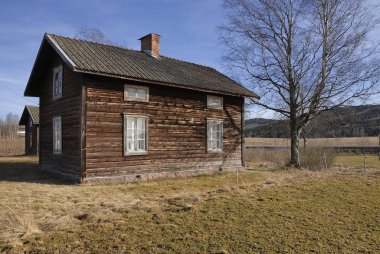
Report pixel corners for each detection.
[53,116,62,154]
[207,119,223,152]
[124,84,149,102]
[207,95,223,109]
[53,65,63,100]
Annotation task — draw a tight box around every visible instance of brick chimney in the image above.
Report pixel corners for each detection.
[139,33,161,58]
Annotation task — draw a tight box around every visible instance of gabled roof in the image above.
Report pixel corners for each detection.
[19,105,39,125]
[24,33,259,99]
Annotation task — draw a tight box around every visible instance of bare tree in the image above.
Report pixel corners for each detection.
[220,0,380,167]
[0,113,19,139]
[75,26,112,44]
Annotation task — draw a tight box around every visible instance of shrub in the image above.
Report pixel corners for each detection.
[245,147,336,170]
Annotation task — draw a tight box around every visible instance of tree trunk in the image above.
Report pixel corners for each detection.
[290,120,301,168]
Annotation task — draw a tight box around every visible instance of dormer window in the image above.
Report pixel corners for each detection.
[124,84,149,102]
[53,65,63,100]
[207,95,223,109]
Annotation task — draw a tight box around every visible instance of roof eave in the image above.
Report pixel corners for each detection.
[45,34,76,69]
[24,34,77,97]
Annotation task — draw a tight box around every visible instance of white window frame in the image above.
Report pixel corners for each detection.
[52,116,62,154]
[207,119,223,153]
[124,84,149,102]
[207,95,223,109]
[53,65,63,100]
[123,114,148,156]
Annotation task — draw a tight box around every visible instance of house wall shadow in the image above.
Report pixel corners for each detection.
[0,155,75,185]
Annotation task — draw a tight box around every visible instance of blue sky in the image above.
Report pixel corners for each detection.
[0,0,379,120]
[0,0,228,119]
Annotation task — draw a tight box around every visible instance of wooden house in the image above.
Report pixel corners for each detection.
[19,105,39,155]
[23,33,259,183]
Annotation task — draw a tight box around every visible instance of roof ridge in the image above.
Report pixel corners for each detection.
[25,105,39,108]
[47,33,217,71]
[46,33,132,51]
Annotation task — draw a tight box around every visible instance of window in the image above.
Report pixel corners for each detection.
[207,119,223,152]
[29,117,33,127]
[124,115,148,155]
[207,95,223,109]
[29,132,33,149]
[53,116,62,154]
[124,85,149,102]
[53,65,63,100]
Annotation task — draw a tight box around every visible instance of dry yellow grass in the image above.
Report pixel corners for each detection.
[246,136,379,147]
[0,138,24,156]
[0,156,379,253]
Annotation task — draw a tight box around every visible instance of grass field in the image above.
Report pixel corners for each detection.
[0,156,379,253]
[334,155,380,169]
[0,139,24,156]
[246,137,379,147]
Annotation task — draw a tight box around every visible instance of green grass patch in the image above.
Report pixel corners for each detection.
[335,155,380,169]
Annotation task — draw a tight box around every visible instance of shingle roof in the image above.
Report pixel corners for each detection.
[19,105,39,125]
[44,34,258,98]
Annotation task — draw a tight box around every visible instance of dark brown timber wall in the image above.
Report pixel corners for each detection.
[25,122,39,155]
[39,55,82,181]
[83,75,244,183]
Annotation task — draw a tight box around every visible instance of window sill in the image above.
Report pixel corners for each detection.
[124,98,149,103]
[52,151,62,155]
[124,151,148,156]
[207,106,223,110]
[207,149,223,153]
[52,96,63,102]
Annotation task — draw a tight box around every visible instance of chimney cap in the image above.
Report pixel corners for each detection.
[138,33,161,40]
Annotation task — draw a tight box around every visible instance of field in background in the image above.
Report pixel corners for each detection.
[246,137,379,147]
[0,156,379,253]
[335,155,380,169]
[0,139,24,156]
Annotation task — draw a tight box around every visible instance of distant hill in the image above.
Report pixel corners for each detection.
[245,104,380,138]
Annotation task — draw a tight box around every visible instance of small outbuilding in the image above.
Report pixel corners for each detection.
[19,105,39,155]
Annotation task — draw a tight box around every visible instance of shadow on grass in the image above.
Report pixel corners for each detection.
[0,155,75,185]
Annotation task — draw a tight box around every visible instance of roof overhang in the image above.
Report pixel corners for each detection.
[24,34,260,100]
[24,34,77,97]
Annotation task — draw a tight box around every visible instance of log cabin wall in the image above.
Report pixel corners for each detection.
[25,124,39,155]
[83,75,244,183]
[39,55,83,181]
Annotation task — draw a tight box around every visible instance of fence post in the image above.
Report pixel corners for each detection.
[323,151,327,170]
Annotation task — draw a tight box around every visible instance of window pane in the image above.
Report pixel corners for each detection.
[136,89,146,99]
[53,117,61,153]
[127,118,135,130]
[137,129,145,140]
[127,88,137,98]
[208,96,222,108]
[211,140,216,150]
[127,140,134,151]
[138,140,145,150]
[137,118,145,130]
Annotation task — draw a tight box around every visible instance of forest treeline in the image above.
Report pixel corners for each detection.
[246,105,380,138]
[0,113,21,139]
